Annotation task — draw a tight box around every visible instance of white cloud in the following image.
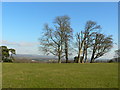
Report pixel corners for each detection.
[0,40,39,47]
[0,40,40,54]
[0,40,20,46]
[16,46,39,54]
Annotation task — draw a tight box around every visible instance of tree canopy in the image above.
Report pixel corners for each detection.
[0,46,16,62]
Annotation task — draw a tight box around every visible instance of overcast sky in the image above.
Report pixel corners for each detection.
[1,2,118,59]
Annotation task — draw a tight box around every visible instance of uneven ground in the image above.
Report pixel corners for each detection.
[2,63,118,88]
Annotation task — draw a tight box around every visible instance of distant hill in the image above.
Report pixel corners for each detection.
[13,54,58,62]
[12,54,113,63]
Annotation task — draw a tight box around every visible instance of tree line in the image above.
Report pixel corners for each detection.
[39,15,113,63]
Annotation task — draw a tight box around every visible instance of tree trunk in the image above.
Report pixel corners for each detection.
[58,45,61,63]
[58,55,61,63]
[58,49,61,63]
[65,49,68,63]
[84,49,87,63]
[90,34,98,63]
[82,48,85,63]
[78,48,82,63]
[77,55,80,63]
[90,50,95,63]
[65,41,68,63]
[77,38,81,63]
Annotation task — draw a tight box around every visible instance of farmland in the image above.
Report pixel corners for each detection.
[2,63,118,88]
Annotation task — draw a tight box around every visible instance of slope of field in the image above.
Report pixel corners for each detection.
[2,63,118,88]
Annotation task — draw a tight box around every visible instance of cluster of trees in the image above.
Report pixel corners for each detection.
[39,15,113,63]
[0,46,16,62]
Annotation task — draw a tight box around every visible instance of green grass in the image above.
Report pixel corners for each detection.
[2,63,118,88]
[0,63,2,89]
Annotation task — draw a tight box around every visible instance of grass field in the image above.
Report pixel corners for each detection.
[2,63,118,88]
[0,63,2,89]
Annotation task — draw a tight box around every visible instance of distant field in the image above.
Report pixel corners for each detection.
[2,63,118,88]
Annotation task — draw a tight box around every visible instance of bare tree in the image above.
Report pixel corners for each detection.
[83,21,101,63]
[40,24,63,63]
[39,15,73,63]
[54,16,73,63]
[90,33,113,63]
[75,31,84,63]
[75,21,101,63]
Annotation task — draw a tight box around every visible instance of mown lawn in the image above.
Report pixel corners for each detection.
[2,63,118,88]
